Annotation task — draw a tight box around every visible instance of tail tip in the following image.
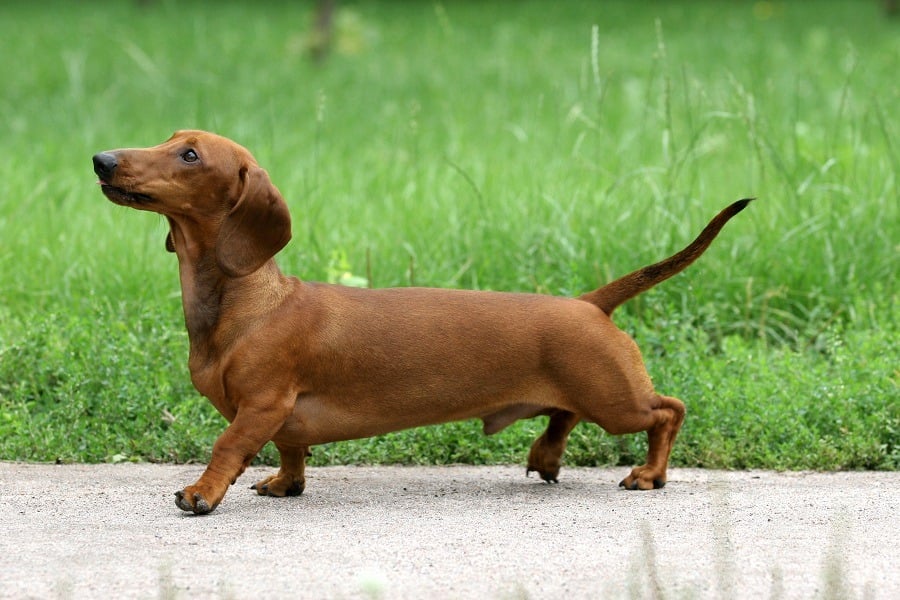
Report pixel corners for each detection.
[734,197,756,212]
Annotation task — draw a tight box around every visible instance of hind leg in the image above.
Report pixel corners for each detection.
[526,410,581,483]
[617,394,685,490]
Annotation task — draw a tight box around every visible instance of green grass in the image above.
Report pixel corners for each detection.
[0,0,897,469]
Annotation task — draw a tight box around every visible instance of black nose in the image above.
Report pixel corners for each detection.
[92,152,118,180]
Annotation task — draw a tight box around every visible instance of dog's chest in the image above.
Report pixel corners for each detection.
[188,359,236,421]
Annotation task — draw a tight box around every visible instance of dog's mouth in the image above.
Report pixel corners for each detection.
[98,181,154,206]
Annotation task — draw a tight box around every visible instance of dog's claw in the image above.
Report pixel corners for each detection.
[252,475,305,497]
[174,490,212,515]
[174,490,190,511]
[527,466,559,484]
[619,477,665,490]
[194,495,211,514]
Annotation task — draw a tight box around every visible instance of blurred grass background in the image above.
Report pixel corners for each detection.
[0,0,896,469]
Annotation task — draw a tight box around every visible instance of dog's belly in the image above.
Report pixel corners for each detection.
[278,379,565,445]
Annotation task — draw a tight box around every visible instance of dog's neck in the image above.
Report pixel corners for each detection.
[166,216,290,359]
[176,253,288,364]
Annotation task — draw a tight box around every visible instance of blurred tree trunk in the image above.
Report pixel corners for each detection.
[310,0,336,63]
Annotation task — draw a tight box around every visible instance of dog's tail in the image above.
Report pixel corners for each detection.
[580,198,753,315]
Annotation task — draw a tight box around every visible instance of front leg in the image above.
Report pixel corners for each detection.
[251,442,310,497]
[175,401,292,515]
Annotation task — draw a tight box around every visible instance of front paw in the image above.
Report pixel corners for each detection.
[174,486,216,514]
[250,473,305,497]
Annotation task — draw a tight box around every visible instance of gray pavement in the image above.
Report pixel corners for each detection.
[1,463,898,599]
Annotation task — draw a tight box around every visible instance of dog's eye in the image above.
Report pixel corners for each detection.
[181,149,199,163]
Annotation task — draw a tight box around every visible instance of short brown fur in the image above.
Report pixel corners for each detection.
[93,131,752,514]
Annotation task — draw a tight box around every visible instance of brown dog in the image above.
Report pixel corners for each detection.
[92,130,751,514]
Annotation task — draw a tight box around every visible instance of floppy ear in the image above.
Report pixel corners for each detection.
[165,231,175,252]
[216,166,292,278]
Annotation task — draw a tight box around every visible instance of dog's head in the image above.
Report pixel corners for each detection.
[92,130,292,277]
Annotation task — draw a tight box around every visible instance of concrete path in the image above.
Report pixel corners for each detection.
[1,463,898,599]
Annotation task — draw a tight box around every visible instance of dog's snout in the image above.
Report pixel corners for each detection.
[92,152,118,181]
